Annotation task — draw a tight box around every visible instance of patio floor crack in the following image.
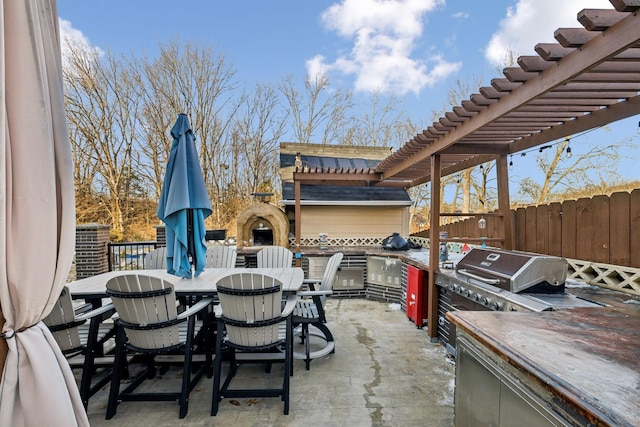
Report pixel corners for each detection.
[356,324,384,426]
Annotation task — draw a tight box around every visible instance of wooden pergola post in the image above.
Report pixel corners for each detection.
[496,154,514,250]
[427,154,441,340]
[294,179,302,267]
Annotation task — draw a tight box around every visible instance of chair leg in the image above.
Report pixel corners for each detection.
[106,328,126,420]
[179,338,194,418]
[284,317,292,414]
[79,348,94,409]
[211,321,223,416]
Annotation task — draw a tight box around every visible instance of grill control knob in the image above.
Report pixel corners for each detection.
[481,297,490,306]
[492,301,504,311]
[458,287,467,296]
[473,293,480,302]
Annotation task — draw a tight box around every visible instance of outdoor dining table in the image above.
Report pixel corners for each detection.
[66,267,305,304]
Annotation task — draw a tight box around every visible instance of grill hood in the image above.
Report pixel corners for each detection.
[455,248,568,293]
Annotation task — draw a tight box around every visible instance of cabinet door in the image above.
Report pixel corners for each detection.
[455,345,500,426]
[367,257,386,285]
[367,256,401,288]
[385,258,402,287]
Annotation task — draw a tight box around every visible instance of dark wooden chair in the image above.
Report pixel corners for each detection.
[105,274,213,419]
[43,286,116,408]
[211,272,297,416]
[293,252,343,370]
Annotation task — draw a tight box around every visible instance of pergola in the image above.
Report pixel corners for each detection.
[292,0,640,338]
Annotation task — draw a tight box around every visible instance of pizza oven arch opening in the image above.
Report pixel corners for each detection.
[236,202,289,249]
[251,220,274,246]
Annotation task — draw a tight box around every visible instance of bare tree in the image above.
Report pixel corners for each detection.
[342,89,407,148]
[280,73,353,144]
[234,83,286,193]
[517,136,630,204]
[63,40,141,240]
[430,74,486,214]
[133,41,240,212]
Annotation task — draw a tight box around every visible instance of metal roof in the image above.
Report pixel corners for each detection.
[280,182,412,206]
[293,1,640,188]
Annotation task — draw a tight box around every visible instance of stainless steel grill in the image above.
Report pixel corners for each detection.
[436,248,603,355]
[455,248,567,293]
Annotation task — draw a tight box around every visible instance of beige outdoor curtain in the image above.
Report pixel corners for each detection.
[0,1,88,426]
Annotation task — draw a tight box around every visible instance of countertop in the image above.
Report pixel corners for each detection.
[237,245,449,271]
[447,304,640,426]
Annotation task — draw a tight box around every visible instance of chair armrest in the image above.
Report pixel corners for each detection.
[297,290,332,297]
[281,295,299,317]
[75,302,115,322]
[177,297,214,320]
[302,279,320,291]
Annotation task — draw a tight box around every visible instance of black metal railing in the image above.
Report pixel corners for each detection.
[108,241,159,271]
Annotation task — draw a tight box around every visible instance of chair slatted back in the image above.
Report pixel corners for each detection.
[316,253,343,307]
[106,274,180,350]
[145,247,167,269]
[206,245,237,268]
[319,253,344,293]
[44,286,83,353]
[217,273,284,348]
[256,246,293,268]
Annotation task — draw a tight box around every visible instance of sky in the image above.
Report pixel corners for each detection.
[56,0,640,188]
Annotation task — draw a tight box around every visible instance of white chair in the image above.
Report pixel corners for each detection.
[144,246,167,269]
[205,245,237,268]
[44,286,116,408]
[105,274,213,419]
[256,246,293,268]
[211,272,297,416]
[293,252,343,370]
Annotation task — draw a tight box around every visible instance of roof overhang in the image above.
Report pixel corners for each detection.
[280,200,413,207]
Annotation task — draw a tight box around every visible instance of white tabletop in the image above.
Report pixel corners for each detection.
[66,268,304,299]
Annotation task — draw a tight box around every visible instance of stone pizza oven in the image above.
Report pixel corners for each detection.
[236,194,289,250]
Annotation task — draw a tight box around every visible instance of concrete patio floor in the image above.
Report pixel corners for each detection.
[84,298,456,427]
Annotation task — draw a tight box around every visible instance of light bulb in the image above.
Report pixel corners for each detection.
[566,146,572,158]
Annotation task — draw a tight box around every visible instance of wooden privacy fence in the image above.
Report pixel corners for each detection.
[432,189,640,269]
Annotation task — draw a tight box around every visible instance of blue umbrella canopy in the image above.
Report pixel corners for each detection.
[157,114,212,278]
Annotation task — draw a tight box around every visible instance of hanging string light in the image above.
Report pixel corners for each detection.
[511,125,606,160]
[509,155,514,170]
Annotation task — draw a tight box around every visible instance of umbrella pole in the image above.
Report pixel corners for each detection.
[187,209,195,274]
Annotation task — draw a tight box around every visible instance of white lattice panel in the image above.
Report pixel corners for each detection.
[567,258,640,296]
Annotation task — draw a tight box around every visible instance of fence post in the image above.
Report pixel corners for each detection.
[75,223,111,279]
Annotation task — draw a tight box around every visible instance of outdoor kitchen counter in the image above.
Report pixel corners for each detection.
[447,305,640,426]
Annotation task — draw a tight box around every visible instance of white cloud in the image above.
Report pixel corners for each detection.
[485,0,613,67]
[58,18,104,69]
[309,0,460,96]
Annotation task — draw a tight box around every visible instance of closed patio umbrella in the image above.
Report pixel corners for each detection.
[157,113,212,278]
[0,1,88,426]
